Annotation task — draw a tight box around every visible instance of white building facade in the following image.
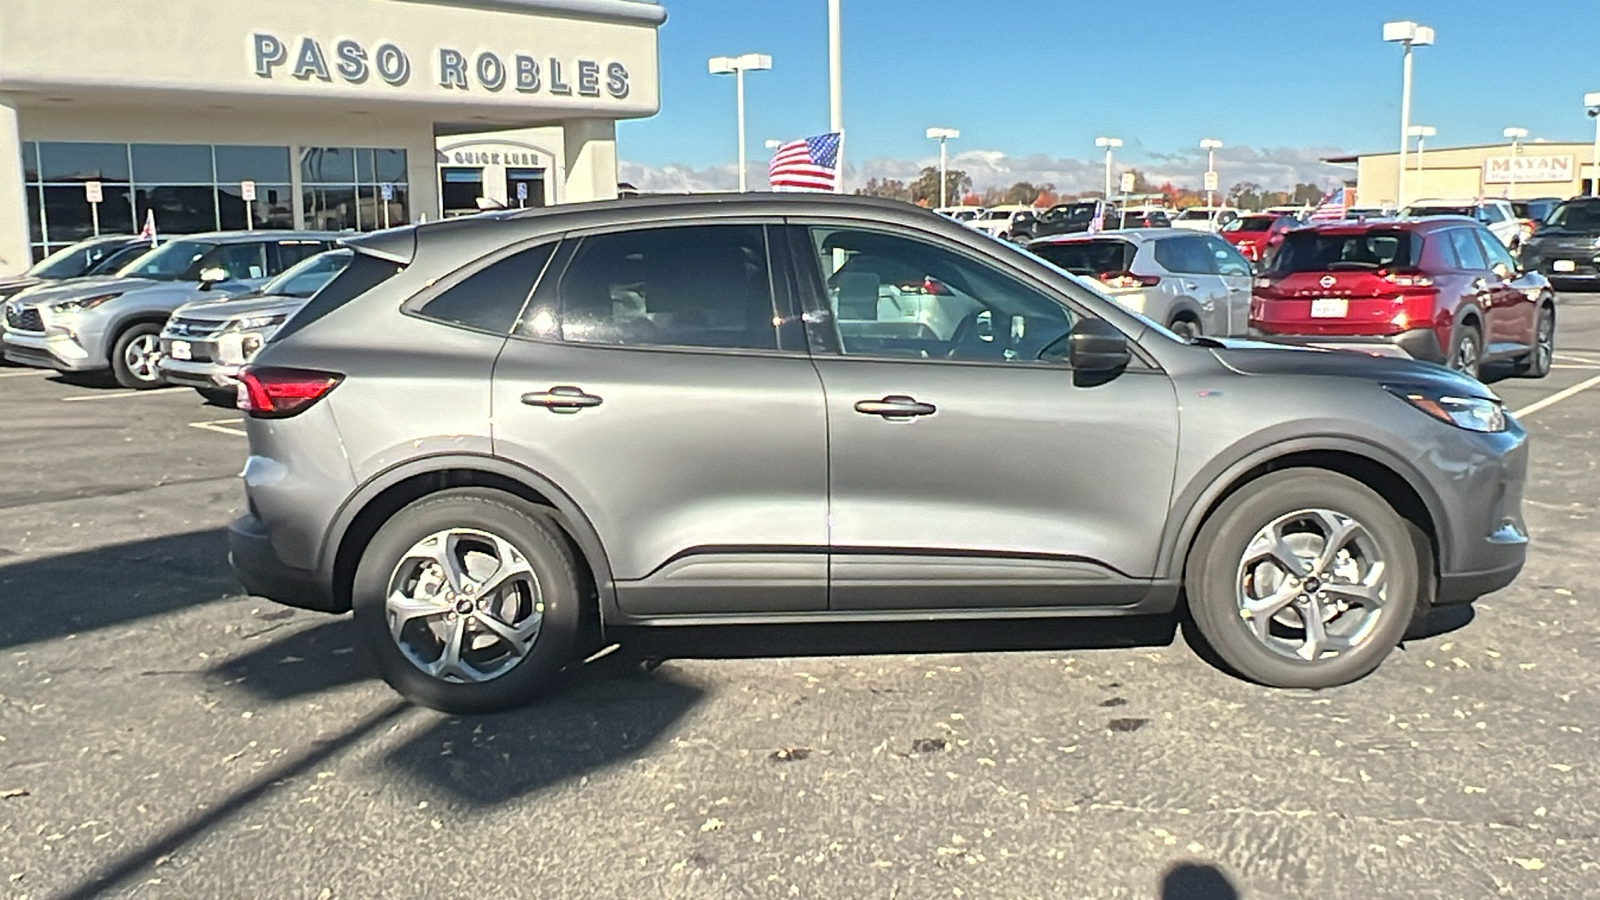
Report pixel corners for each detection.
[0,0,663,275]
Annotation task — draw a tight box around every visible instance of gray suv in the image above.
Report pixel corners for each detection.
[3,231,336,387]
[228,195,1528,713]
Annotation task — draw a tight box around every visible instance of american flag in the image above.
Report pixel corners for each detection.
[1309,186,1350,222]
[137,208,158,245]
[768,133,842,193]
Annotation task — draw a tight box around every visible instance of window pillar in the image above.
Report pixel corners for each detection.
[561,119,617,204]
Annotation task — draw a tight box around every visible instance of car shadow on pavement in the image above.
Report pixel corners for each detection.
[0,528,236,652]
[1160,862,1240,899]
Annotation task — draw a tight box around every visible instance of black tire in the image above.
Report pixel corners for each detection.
[1446,323,1482,381]
[1184,469,1420,688]
[1168,316,1201,341]
[109,322,167,389]
[1513,304,1554,379]
[351,489,583,713]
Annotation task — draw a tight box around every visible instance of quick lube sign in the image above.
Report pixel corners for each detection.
[251,34,630,99]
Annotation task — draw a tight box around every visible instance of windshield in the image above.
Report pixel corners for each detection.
[1225,216,1278,233]
[1269,230,1419,273]
[1028,240,1137,276]
[26,240,128,279]
[1404,205,1473,218]
[258,249,353,299]
[1543,201,1600,233]
[116,239,217,281]
[87,243,154,276]
[977,210,1009,221]
[1175,209,1212,221]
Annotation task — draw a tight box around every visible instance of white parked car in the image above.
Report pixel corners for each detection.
[1400,198,1521,248]
[933,205,986,223]
[1171,206,1241,232]
[967,204,1039,240]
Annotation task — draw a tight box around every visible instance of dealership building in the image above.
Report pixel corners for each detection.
[0,0,663,275]
[1331,140,1600,209]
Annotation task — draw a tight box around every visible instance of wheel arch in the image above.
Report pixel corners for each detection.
[1162,439,1447,588]
[321,454,616,624]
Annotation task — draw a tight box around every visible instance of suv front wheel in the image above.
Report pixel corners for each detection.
[1185,469,1419,688]
[351,489,582,713]
[110,323,168,389]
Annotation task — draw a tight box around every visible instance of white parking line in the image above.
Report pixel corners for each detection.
[61,387,188,402]
[0,368,48,378]
[1555,353,1600,366]
[1513,373,1600,420]
[189,418,247,437]
[1552,364,1600,370]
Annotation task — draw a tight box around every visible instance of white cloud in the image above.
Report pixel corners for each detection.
[620,145,1351,195]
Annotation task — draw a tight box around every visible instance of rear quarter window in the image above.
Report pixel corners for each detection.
[411,243,556,335]
[269,252,406,345]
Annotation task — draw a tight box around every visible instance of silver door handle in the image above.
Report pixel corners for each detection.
[522,386,603,413]
[854,396,936,419]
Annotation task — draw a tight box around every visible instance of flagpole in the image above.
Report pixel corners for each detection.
[828,0,843,192]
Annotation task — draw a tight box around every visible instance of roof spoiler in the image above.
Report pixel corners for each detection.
[338,228,416,266]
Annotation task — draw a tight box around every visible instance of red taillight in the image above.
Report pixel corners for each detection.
[1393,292,1438,330]
[1098,271,1160,289]
[1380,268,1434,288]
[238,366,343,419]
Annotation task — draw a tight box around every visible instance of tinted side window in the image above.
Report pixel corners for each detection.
[275,240,333,272]
[1448,228,1488,270]
[1205,237,1252,276]
[204,243,268,280]
[1480,204,1507,224]
[418,243,554,335]
[558,225,778,351]
[1476,229,1518,272]
[1153,237,1212,274]
[806,227,1074,364]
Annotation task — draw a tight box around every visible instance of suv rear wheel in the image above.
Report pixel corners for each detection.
[351,489,582,713]
[1447,324,1482,380]
[1513,305,1554,379]
[110,323,167,389]
[1185,469,1419,688]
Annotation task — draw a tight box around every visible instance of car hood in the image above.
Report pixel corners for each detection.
[0,276,44,300]
[1206,340,1494,397]
[8,275,161,306]
[172,292,309,323]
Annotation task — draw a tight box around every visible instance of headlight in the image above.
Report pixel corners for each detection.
[50,292,122,313]
[1386,385,1507,433]
[227,313,288,332]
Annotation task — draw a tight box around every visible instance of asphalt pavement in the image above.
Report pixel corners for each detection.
[3,300,1600,899]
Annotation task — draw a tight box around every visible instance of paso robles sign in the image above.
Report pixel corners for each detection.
[1483,155,1574,185]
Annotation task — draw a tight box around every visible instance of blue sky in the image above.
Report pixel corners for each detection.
[617,0,1600,193]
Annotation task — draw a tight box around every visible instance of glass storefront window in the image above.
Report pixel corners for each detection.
[135,185,219,236]
[219,183,294,231]
[27,186,43,243]
[303,185,358,231]
[22,141,39,182]
[301,147,356,184]
[215,146,292,184]
[130,144,214,184]
[42,183,134,244]
[38,142,130,182]
[357,185,409,229]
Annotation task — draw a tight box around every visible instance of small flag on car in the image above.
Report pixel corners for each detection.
[1310,186,1349,222]
[769,133,843,193]
[138,208,158,245]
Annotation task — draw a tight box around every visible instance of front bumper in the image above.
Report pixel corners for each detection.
[158,355,241,390]
[1,330,100,372]
[1246,327,1446,364]
[228,510,341,613]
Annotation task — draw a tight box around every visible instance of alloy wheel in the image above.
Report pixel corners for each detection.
[123,334,162,383]
[1535,310,1554,372]
[385,527,544,683]
[1451,332,1480,378]
[1235,508,1387,662]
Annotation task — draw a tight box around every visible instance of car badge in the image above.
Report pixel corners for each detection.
[1319,275,1336,289]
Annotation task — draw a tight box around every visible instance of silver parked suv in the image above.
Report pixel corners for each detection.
[3,231,336,387]
[229,195,1528,713]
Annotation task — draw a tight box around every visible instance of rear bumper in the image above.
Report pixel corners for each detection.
[228,510,342,613]
[1246,327,1446,364]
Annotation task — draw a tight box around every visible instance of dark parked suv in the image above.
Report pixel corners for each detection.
[1519,197,1600,290]
[230,194,1528,712]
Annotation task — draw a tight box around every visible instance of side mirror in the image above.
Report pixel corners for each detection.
[198,267,228,290]
[1066,318,1132,373]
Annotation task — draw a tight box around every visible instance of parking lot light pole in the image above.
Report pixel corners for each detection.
[1503,127,1528,198]
[1408,125,1435,186]
[1200,138,1222,207]
[1587,93,1600,197]
[926,127,960,208]
[1095,136,1122,201]
[1384,21,1433,209]
[709,53,773,192]
[829,0,844,193]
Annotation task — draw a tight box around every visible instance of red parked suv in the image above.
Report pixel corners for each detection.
[1249,217,1556,380]
[1221,213,1300,262]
